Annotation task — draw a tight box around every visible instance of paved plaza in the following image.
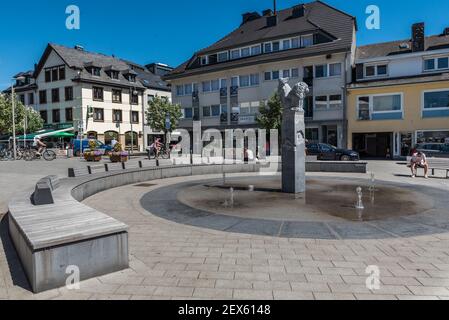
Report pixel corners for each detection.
[1,160,449,300]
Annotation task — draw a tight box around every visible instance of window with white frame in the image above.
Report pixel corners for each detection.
[211,105,221,117]
[329,63,342,77]
[423,90,449,110]
[314,96,328,110]
[241,47,250,57]
[357,94,402,120]
[282,39,291,50]
[315,94,343,110]
[202,106,211,117]
[231,49,240,60]
[218,52,229,62]
[231,77,239,87]
[184,108,193,119]
[211,79,220,91]
[250,74,260,86]
[202,79,220,92]
[239,75,250,87]
[264,43,272,53]
[200,56,208,65]
[240,101,260,115]
[184,84,193,95]
[364,64,388,77]
[272,70,280,80]
[272,41,280,52]
[329,94,343,108]
[301,35,314,47]
[282,69,291,78]
[202,81,211,92]
[315,64,328,78]
[424,56,449,71]
[220,79,227,89]
[202,105,224,117]
[291,37,300,48]
[251,45,261,55]
[291,68,299,78]
[315,63,342,78]
[264,72,272,81]
[176,85,184,96]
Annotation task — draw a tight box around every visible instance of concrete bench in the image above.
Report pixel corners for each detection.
[407,157,449,178]
[31,175,60,206]
[8,180,129,293]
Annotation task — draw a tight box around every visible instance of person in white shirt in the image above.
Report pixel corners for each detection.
[33,136,46,156]
[410,151,429,179]
[111,138,118,148]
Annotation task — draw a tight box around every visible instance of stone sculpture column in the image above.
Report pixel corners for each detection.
[279,80,309,195]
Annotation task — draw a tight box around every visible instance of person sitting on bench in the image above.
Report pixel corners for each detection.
[410,151,429,179]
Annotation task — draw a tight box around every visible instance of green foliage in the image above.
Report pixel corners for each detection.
[0,94,44,135]
[256,92,283,131]
[146,96,182,134]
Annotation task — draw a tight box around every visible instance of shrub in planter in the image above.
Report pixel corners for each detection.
[109,143,129,163]
[84,150,103,162]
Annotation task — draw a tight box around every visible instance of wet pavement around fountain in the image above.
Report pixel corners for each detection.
[2,160,449,300]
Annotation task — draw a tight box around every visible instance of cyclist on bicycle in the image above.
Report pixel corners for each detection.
[149,138,163,158]
[33,136,46,156]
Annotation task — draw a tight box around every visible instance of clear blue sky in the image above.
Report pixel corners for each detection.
[1,0,449,89]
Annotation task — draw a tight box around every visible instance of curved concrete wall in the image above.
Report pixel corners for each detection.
[70,163,261,202]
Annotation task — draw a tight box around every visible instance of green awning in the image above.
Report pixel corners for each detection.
[16,129,75,140]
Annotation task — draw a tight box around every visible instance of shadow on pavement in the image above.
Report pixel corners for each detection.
[0,214,31,291]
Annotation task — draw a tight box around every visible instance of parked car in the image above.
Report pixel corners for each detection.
[306,143,360,161]
[71,139,113,156]
[415,143,449,158]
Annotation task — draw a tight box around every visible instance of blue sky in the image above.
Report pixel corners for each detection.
[1,0,449,89]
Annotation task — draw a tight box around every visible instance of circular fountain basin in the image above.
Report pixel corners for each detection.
[178,177,433,222]
[140,175,449,239]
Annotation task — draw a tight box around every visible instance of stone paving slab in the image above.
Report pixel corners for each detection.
[1,161,449,300]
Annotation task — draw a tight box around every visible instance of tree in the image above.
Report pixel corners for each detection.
[256,92,283,131]
[146,96,182,134]
[0,94,44,136]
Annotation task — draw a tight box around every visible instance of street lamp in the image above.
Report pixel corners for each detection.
[11,76,25,160]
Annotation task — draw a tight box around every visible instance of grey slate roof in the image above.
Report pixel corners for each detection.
[357,34,449,60]
[165,0,356,80]
[34,44,170,91]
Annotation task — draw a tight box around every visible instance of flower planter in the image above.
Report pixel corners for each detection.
[110,154,129,163]
[84,155,102,162]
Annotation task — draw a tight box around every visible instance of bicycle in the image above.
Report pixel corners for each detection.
[0,148,12,161]
[0,147,24,161]
[23,147,57,161]
[148,145,171,160]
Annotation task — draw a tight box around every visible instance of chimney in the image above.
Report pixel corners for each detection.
[74,45,84,51]
[241,12,260,25]
[443,27,449,36]
[411,23,425,52]
[292,4,305,18]
[263,9,273,16]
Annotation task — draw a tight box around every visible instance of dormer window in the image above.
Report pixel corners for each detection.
[129,75,136,82]
[111,71,119,80]
[364,64,388,77]
[301,35,314,47]
[201,56,208,65]
[91,67,101,77]
[424,56,449,71]
[218,52,229,62]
